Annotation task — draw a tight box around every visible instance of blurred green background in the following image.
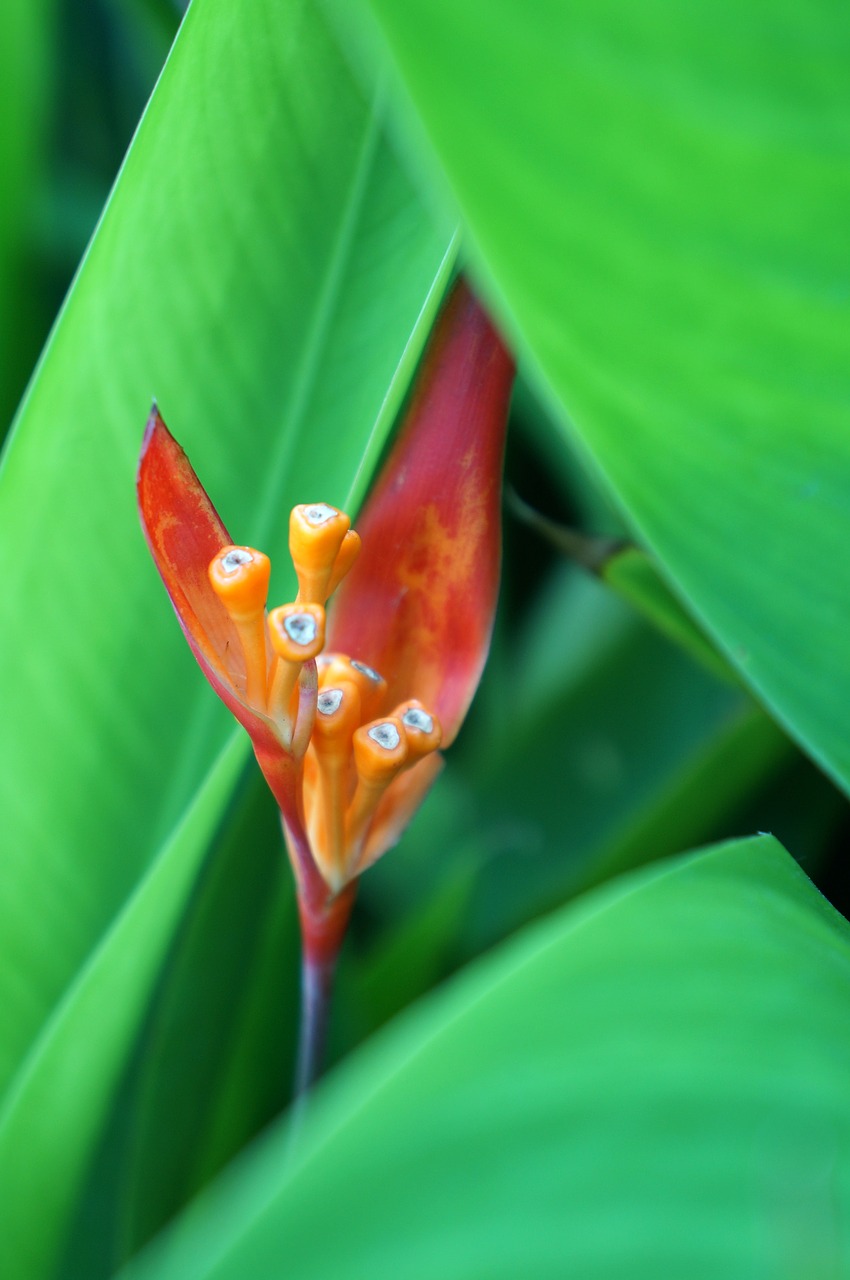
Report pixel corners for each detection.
[0,0,183,437]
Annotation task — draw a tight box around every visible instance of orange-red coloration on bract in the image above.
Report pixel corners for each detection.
[137,279,514,964]
[328,280,514,745]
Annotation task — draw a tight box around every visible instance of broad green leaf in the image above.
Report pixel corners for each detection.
[343,694,792,1046]
[357,567,843,1018]
[121,834,850,1279]
[0,734,246,1280]
[350,0,850,793]
[574,702,788,894]
[0,0,451,1117]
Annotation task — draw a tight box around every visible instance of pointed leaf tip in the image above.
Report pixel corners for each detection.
[137,407,242,700]
[137,401,164,482]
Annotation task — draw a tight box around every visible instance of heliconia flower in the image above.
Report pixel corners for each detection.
[323,278,514,874]
[137,279,514,985]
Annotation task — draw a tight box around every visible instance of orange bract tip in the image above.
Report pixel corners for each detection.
[396,699,442,761]
[313,678,362,746]
[352,716,408,784]
[317,652,351,684]
[327,529,362,597]
[319,652,387,720]
[268,603,326,662]
[289,504,352,604]
[208,546,271,622]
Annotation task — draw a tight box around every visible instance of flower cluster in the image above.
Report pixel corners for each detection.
[205,504,444,893]
[137,280,514,963]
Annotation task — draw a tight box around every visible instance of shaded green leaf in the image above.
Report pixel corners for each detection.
[353,0,850,794]
[508,492,735,681]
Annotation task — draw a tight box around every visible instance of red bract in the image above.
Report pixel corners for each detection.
[328,280,513,742]
[327,278,515,869]
[137,279,514,972]
[137,411,313,825]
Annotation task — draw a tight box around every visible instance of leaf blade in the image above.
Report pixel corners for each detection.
[350,0,850,792]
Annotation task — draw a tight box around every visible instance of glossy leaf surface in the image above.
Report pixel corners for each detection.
[355,0,850,791]
[59,767,299,1279]
[4,3,850,1276]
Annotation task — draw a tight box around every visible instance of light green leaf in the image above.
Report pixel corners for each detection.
[352,0,850,792]
[0,0,450,1114]
[121,834,850,1279]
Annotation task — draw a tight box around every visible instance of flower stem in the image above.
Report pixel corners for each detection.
[294,949,337,1097]
[273,763,357,1101]
[291,881,356,1098]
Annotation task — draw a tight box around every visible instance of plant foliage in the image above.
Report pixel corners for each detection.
[0,0,847,1276]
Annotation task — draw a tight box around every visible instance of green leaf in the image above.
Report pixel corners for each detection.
[120,834,850,1279]
[0,734,246,1280]
[0,0,450,1116]
[351,0,850,793]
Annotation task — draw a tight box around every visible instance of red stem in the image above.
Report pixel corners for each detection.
[285,814,357,1095]
[263,751,356,1093]
[294,950,338,1097]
